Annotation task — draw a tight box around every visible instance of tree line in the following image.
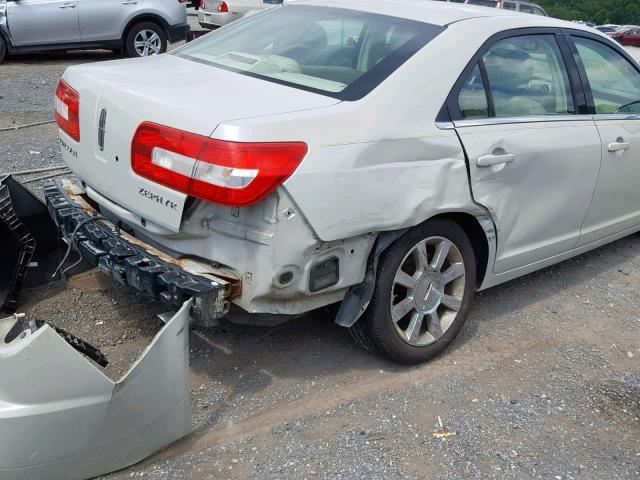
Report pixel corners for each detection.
[451,0,640,25]
[535,0,640,25]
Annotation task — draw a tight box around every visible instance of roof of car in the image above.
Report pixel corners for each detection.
[295,0,592,30]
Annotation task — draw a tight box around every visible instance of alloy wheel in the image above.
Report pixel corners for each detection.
[134,30,162,57]
[390,236,466,347]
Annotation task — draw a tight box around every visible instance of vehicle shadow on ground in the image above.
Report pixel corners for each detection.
[188,232,640,387]
[4,50,123,66]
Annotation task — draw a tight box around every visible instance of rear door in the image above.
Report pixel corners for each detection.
[7,0,81,47]
[569,34,640,245]
[79,0,137,43]
[450,31,602,274]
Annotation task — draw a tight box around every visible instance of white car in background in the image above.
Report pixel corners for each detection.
[198,0,282,29]
[49,0,640,365]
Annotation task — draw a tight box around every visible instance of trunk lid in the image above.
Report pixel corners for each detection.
[60,54,338,232]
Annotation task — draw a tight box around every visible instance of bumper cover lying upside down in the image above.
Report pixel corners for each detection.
[44,179,240,325]
[0,301,192,480]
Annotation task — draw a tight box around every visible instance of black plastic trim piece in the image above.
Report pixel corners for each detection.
[167,24,189,43]
[0,179,35,313]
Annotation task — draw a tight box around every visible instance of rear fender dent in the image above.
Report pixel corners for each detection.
[0,300,192,480]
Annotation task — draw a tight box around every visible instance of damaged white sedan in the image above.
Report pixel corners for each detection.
[48,0,640,365]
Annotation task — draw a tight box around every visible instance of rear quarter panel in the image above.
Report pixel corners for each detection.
[212,18,511,242]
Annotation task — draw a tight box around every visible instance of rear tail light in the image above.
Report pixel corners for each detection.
[131,122,307,207]
[218,1,228,12]
[178,0,187,3]
[199,0,205,8]
[55,79,80,142]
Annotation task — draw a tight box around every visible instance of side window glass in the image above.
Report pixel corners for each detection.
[457,64,489,119]
[503,2,517,10]
[519,4,534,14]
[574,37,640,114]
[482,35,575,117]
[532,7,546,16]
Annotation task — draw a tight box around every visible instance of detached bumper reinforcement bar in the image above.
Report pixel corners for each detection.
[43,179,240,324]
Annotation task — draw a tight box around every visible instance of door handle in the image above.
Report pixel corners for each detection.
[608,141,630,153]
[58,2,76,7]
[476,153,515,168]
[121,1,138,4]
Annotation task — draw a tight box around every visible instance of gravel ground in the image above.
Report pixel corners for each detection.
[1,42,639,480]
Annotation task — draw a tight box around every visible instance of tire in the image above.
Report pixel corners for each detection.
[0,36,6,64]
[350,218,476,365]
[124,22,167,58]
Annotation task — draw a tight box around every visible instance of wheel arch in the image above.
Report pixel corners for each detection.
[121,13,171,43]
[0,24,13,53]
[429,211,490,288]
[335,209,494,328]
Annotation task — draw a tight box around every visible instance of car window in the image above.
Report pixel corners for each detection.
[519,4,534,14]
[503,2,517,10]
[176,5,442,99]
[532,7,546,16]
[574,37,640,115]
[458,64,489,118]
[482,35,575,117]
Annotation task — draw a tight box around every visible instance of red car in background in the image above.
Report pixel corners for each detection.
[620,28,640,47]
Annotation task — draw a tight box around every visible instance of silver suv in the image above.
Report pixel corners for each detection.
[0,0,188,63]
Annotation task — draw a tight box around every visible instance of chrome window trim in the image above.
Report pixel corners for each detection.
[452,114,594,128]
[593,114,640,121]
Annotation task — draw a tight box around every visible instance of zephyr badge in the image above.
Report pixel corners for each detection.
[98,108,107,151]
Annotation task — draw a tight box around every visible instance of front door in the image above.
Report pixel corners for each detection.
[7,0,81,47]
[453,33,602,274]
[571,35,640,246]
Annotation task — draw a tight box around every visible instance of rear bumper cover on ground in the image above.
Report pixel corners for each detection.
[44,179,240,325]
[0,301,192,480]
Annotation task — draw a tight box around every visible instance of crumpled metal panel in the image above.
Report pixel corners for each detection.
[0,300,192,480]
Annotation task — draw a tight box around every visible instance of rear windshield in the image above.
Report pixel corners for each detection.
[175,5,443,100]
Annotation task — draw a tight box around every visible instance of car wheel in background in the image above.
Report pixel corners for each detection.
[0,36,6,64]
[350,218,476,365]
[125,22,167,58]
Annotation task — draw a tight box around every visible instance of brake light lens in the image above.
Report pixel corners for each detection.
[55,79,80,142]
[218,1,228,12]
[199,0,205,8]
[131,122,307,207]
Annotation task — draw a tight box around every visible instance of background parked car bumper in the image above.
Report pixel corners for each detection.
[198,10,235,29]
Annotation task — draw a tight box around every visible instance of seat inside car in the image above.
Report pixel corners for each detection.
[484,47,549,116]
